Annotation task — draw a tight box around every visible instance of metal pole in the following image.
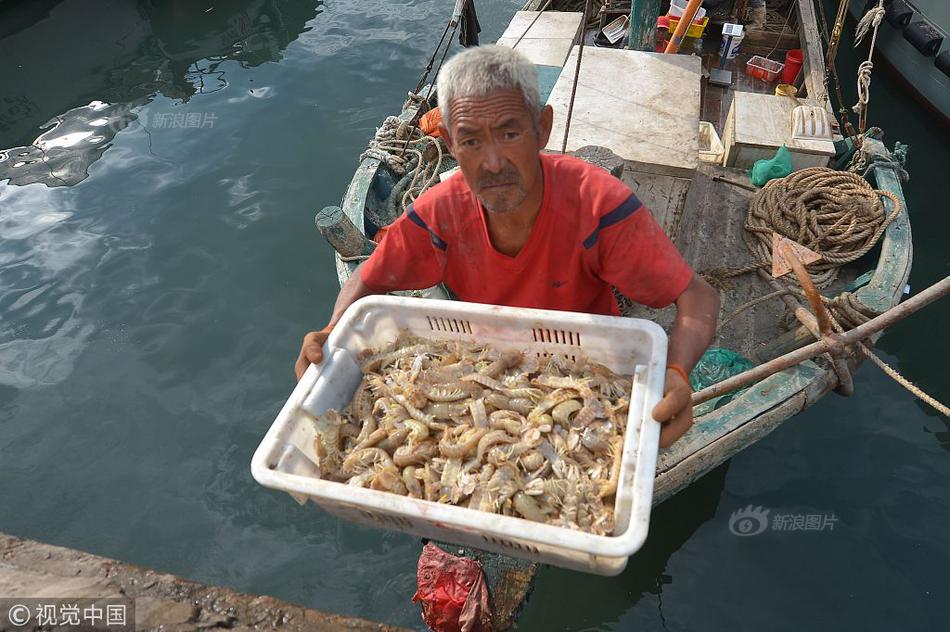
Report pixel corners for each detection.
[664,0,703,53]
[560,0,593,154]
[779,242,854,395]
[692,276,950,406]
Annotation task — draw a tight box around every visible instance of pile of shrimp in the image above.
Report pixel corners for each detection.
[306,333,633,535]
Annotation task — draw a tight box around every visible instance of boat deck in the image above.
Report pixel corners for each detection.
[323,4,910,629]
[615,23,860,362]
[619,162,859,363]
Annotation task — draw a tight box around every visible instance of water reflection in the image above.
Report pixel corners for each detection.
[0,0,320,388]
[0,0,322,186]
[0,182,99,388]
[0,100,147,187]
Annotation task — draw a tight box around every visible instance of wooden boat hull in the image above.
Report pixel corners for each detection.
[331,125,912,506]
[321,1,913,622]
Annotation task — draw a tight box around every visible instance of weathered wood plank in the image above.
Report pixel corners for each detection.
[654,361,840,504]
[755,324,816,362]
[620,169,691,236]
[657,360,825,473]
[741,26,801,56]
[545,48,701,177]
[795,0,827,100]
[724,91,836,169]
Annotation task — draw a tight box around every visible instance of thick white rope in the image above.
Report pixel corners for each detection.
[361,116,415,174]
[359,115,445,214]
[852,1,885,132]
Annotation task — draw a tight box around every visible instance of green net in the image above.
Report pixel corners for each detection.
[689,347,756,417]
[749,144,793,187]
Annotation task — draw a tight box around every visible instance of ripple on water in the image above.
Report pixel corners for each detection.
[0,100,148,188]
[0,185,103,388]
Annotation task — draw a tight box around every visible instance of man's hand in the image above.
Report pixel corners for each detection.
[652,367,694,448]
[294,326,333,381]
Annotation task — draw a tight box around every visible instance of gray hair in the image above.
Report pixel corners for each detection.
[436,45,541,133]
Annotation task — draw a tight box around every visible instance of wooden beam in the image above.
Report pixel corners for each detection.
[628,0,662,51]
[794,0,827,100]
[741,27,801,56]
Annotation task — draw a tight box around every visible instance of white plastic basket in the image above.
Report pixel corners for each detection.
[669,0,707,21]
[698,121,725,164]
[251,296,667,575]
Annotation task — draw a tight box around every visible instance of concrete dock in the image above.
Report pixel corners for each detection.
[0,532,410,632]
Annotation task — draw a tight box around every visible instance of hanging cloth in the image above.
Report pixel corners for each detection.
[459,0,481,47]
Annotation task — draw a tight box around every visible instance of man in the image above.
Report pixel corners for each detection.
[296,45,720,448]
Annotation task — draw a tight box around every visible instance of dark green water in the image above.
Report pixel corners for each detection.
[0,1,947,630]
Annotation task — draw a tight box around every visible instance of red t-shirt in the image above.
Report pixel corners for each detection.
[361,153,693,316]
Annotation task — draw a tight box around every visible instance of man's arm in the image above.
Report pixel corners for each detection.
[653,273,720,447]
[668,273,721,372]
[294,263,376,381]
[294,200,447,381]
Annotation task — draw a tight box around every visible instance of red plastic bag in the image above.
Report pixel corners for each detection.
[412,542,493,632]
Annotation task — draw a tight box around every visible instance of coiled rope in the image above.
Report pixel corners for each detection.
[746,168,900,287]
[707,168,901,290]
[359,115,445,213]
[707,169,948,416]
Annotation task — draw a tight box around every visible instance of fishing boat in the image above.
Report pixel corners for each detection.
[312,0,918,626]
[847,0,949,124]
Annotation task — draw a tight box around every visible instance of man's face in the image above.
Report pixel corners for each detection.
[441,89,553,214]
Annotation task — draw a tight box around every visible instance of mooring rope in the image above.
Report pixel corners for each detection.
[860,345,950,416]
[852,0,886,135]
[823,292,949,417]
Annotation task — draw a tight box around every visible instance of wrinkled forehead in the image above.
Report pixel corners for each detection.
[447,89,533,133]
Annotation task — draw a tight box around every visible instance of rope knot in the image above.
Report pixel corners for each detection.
[853,60,874,113]
[854,3,885,46]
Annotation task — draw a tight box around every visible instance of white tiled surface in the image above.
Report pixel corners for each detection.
[545,47,702,176]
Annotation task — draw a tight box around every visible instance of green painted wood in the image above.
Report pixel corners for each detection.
[854,164,913,313]
[654,362,840,505]
[628,0,662,52]
[657,360,826,474]
[316,205,377,258]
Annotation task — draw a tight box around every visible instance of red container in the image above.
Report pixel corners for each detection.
[746,55,784,82]
[782,49,803,84]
